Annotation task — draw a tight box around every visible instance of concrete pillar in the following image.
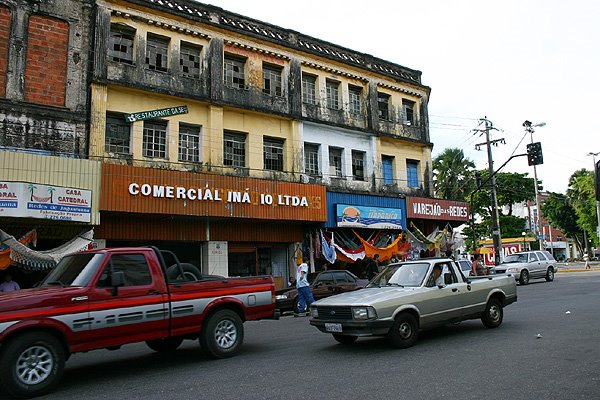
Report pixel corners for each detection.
[202,241,229,277]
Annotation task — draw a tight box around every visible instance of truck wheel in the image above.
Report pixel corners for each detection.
[200,309,244,358]
[545,267,555,282]
[481,298,503,329]
[167,263,202,282]
[387,313,418,349]
[332,334,357,344]
[519,270,530,285]
[0,332,65,398]
[146,337,184,352]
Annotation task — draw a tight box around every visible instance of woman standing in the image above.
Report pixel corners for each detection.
[471,254,484,276]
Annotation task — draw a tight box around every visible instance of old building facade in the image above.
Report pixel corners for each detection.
[1,0,436,283]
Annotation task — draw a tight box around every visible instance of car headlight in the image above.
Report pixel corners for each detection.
[507,268,519,272]
[310,307,318,318]
[275,294,288,300]
[352,306,377,320]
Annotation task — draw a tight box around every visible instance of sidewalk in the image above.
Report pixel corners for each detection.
[556,261,600,273]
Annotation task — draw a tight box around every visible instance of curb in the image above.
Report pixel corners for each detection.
[557,268,600,273]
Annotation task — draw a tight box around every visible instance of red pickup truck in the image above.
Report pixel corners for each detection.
[0,247,277,398]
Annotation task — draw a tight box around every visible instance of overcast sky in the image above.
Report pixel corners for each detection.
[199,0,599,193]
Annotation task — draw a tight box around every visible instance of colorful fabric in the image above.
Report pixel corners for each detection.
[333,243,366,261]
[0,230,37,271]
[320,231,337,264]
[355,231,402,261]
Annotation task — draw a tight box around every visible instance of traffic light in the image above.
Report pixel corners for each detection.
[595,161,600,201]
[527,142,543,166]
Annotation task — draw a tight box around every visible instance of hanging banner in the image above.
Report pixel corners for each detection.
[336,204,404,230]
[0,182,92,223]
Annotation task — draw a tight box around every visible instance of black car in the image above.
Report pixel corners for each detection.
[275,270,369,313]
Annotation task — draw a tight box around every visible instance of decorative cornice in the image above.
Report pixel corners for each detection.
[300,61,368,82]
[112,9,211,39]
[377,82,423,98]
[224,40,290,61]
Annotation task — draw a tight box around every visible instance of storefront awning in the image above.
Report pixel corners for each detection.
[0,228,94,271]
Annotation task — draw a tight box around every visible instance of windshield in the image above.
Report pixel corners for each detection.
[367,262,430,288]
[502,254,528,264]
[41,253,105,287]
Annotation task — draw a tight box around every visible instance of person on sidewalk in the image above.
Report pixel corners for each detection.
[0,274,20,292]
[295,258,315,316]
[584,254,590,269]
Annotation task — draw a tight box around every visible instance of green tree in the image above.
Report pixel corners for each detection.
[541,192,585,255]
[432,148,475,201]
[464,170,536,251]
[566,169,598,248]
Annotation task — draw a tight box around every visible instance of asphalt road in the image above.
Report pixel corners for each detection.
[14,272,600,400]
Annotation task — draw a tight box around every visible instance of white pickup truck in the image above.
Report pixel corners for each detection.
[309,258,517,348]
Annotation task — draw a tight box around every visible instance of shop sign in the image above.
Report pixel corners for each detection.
[127,183,311,207]
[406,197,469,222]
[335,204,404,230]
[482,243,522,266]
[0,182,92,222]
[125,106,188,123]
[101,164,327,222]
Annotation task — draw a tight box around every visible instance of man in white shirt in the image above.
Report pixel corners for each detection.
[295,258,314,316]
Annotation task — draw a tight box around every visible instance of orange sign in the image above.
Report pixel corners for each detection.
[100,164,326,222]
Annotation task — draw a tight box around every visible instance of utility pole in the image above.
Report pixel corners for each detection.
[474,117,504,265]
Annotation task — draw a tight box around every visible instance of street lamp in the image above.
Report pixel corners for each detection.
[587,151,600,242]
[523,120,546,250]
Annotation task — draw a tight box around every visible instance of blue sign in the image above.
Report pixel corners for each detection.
[336,204,404,230]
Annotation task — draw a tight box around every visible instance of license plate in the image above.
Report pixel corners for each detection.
[325,323,342,333]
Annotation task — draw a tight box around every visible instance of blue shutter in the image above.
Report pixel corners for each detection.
[407,161,418,187]
[382,158,393,185]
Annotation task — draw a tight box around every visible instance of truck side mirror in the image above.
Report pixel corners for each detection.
[111,271,125,296]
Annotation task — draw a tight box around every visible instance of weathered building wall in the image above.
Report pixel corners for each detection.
[379,137,433,196]
[0,0,94,156]
[95,0,431,147]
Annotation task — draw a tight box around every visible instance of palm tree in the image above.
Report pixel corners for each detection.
[27,184,37,201]
[47,186,56,203]
[432,148,475,201]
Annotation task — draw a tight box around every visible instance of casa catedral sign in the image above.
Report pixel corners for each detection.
[125,106,188,123]
[0,182,92,222]
[127,182,319,208]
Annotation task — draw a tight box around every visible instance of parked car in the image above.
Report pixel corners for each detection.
[309,258,517,348]
[276,270,368,312]
[493,250,556,284]
[456,259,473,277]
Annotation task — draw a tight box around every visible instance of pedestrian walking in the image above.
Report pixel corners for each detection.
[584,254,590,269]
[295,258,314,316]
[0,274,20,292]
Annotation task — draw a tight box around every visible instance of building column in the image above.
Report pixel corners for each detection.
[202,241,228,277]
[206,105,223,167]
[89,83,108,159]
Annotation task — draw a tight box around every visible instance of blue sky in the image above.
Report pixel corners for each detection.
[199,0,600,193]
